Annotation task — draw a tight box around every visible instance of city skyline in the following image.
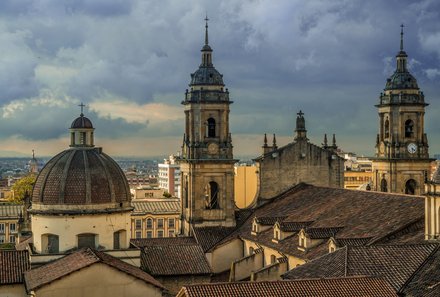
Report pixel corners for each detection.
[0,0,439,158]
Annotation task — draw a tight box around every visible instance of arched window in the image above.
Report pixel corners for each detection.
[384,119,390,139]
[146,218,153,229]
[405,179,417,195]
[380,178,388,192]
[207,118,216,138]
[205,181,219,209]
[78,233,96,249]
[42,234,59,254]
[405,119,414,138]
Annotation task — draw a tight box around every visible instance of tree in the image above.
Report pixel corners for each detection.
[162,191,172,198]
[10,175,36,204]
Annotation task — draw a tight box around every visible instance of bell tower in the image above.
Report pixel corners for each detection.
[372,25,433,195]
[180,17,236,235]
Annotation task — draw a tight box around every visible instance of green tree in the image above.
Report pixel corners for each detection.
[10,175,36,204]
[162,191,172,198]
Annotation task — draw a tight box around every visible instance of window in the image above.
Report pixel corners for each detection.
[146,218,153,229]
[71,132,75,145]
[384,119,390,138]
[9,223,16,233]
[0,235,4,243]
[113,231,120,249]
[207,118,216,138]
[381,178,388,192]
[168,218,175,228]
[157,219,164,229]
[135,219,142,230]
[78,233,96,249]
[330,246,335,253]
[146,231,153,238]
[205,181,219,209]
[135,231,142,239]
[300,237,305,247]
[157,230,164,238]
[43,234,59,254]
[274,230,279,240]
[9,235,15,243]
[405,179,417,195]
[249,247,254,255]
[168,230,175,237]
[270,255,277,264]
[405,119,414,138]
[0,223,4,233]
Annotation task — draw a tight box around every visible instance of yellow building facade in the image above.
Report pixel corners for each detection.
[234,164,258,208]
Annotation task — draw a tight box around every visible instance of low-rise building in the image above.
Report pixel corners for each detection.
[0,203,21,247]
[131,198,180,239]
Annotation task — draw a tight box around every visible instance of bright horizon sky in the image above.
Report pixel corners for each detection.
[0,0,439,160]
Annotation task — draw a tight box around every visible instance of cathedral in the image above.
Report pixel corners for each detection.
[372,25,433,195]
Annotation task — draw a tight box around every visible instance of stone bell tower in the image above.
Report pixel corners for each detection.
[180,17,236,235]
[372,25,433,195]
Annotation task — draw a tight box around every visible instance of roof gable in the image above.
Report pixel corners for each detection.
[24,248,163,291]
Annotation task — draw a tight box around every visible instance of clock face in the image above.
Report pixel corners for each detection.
[207,143,219,154]
[407,143,417,154]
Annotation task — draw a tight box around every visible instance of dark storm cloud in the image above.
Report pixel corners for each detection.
[0,0,439,156]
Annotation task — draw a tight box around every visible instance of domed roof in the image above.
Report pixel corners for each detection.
[31,147,131,213]
[385,71,419,90]
[71,114,94,129]
[190,66,224,86]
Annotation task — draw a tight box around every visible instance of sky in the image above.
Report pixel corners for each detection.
[0,0,439,159]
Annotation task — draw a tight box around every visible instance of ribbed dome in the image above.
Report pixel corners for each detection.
[71,115,94,129]
[31,147,131,213]
[190,66,224,86]
[385,71,419,90]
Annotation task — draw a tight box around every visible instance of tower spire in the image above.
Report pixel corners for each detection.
[205,14,209,46]
[400,24,404,52]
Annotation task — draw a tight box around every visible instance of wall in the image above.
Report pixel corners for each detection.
[251,261,288,281]
[230,251,263,281]
[0,284,26,297]
[209,238,243,273]
[31,211,131,253]
[234,165,258,208]
[256,139,344,200]
[33,263,162,297]
[131,213,180,239]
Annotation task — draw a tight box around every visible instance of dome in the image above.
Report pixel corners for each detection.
[71,114,94,129]
[31,147,131,213]
[190,66,224,86]
[385,71,419,90]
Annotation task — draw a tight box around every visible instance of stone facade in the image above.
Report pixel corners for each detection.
[179,18,236,234]
[255,112,344,201]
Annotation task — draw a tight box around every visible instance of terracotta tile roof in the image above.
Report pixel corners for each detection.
[335,237,372,247]
[283,244,439,292]
[306,227,343,239]
[141,242,212,276]
[0,250,30,285]
[193,226,236,252]
[279,221,312,232]
[400,244,440,296]
[256,216,287,225]
[130,237,196,248]
[24,248,164,291]
[223,184,424,260]
[131,199,180,215]
[177,276,398,297]
[0,202,21,219]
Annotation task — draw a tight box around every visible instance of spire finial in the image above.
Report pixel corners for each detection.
[323,134,328,147]
[264,133,268,146]
[273,134,277,146]
[400,24,404,51]
[332,134,337,148]
[205,14,209,45]
[78,102,86,116]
